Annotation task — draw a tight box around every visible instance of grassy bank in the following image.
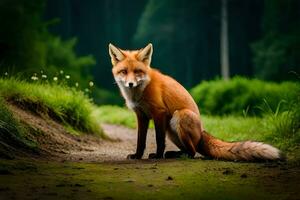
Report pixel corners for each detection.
[0,77,104,137]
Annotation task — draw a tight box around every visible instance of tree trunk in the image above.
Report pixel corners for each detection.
[220,0,230,80]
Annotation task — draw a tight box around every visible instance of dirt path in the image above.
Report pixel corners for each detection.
[9,104,180,162]
[56,123,180,162]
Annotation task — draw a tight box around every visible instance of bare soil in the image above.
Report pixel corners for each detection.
[8,104,179,162]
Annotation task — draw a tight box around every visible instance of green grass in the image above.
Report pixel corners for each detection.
[94,105,136,128]
[94,105,155,129]
[96,104,299,150]
[0,77,104,137]
[201,115,269,142]
[0,97,37,158]
[261,99,300,150]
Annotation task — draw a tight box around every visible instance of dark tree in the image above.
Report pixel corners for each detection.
[252,0,300,81]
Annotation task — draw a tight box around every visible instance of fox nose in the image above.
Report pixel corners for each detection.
[128,82,134,88]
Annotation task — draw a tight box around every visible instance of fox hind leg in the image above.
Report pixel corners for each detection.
[168,109,202,158]
[164,129,189,158]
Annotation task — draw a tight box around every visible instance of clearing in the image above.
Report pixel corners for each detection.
[0,105,300,200]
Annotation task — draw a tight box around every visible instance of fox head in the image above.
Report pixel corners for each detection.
[108,43,153,89]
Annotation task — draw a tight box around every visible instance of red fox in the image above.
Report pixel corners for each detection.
[108,43,283,161]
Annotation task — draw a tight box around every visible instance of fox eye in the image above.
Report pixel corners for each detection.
[120,70,127,75]
[134,69,143,74]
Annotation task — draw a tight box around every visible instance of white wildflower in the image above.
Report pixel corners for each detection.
[89,81,94,87]
[4,72,8,76]
[75,82,79,87]
[31,76,38,81]
[41,74,47,79]
[84,88,89,92]
[60,70,64,74]
[65,75,70,79]
[53,77,58,81]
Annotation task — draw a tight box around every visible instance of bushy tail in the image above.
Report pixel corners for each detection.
[198,131,284,161]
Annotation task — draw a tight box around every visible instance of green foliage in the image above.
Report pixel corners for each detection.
[45,36,96,86]
[0,77,104,137]
[92,89,123,106]
[251,0,300,80]
[0,0,47,70]
[134,0,220,87]
[190,77,299,115]
[0,0,96,88]
[252,33,300,81]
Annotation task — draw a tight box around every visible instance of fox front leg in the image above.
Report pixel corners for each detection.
[149,114,167,159]
[127,111,149,159]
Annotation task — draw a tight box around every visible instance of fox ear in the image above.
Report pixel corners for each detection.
[109,43,125,65]
[137,43,153,66]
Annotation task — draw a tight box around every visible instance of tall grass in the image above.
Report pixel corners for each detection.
[261,97,300,150]
[0,77,104,137]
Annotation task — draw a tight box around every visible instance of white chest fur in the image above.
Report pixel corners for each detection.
[117,84,152,119]
[118,84,142,110]
[126,97,139,110]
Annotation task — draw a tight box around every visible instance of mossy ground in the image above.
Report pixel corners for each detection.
[0,159,299,200]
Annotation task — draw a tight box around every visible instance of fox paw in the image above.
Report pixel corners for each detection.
[127,154,141,159]
[148,153,163,159]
